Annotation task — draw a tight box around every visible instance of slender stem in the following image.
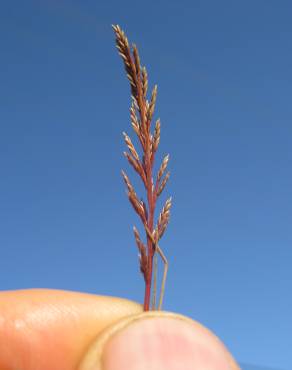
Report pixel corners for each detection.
[156,245,168,310]
[151,252,158,309]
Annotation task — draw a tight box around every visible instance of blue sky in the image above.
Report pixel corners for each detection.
[0,1,291,369]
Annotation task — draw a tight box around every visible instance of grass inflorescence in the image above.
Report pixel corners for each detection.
[112,25,172,311]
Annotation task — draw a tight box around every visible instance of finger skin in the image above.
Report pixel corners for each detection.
[0,289,142,370]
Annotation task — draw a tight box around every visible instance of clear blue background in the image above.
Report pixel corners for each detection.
[0,1,291,369]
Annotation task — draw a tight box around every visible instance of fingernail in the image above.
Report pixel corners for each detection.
[79,312,239,370]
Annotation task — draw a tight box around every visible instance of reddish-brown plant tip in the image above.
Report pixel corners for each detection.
[112,24,172,311]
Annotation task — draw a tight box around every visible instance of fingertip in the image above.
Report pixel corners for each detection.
[79,311,240,370]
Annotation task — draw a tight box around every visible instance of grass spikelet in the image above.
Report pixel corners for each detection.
[153,119,160,152]
[148,85,157,122]
[121,170,134,193]
[123,132,140,160]
[156,197,172,239]
[157,154,169,183]
[141,67,148,98]
[133,226,148,278]
[157,171,170,196]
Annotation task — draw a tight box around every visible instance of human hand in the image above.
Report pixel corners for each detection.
[0,289,240,370]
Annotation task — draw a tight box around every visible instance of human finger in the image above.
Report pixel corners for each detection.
[79,311,240,370]
[0,289,142,370]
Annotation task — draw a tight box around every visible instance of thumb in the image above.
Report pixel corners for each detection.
[79,311,240,370]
